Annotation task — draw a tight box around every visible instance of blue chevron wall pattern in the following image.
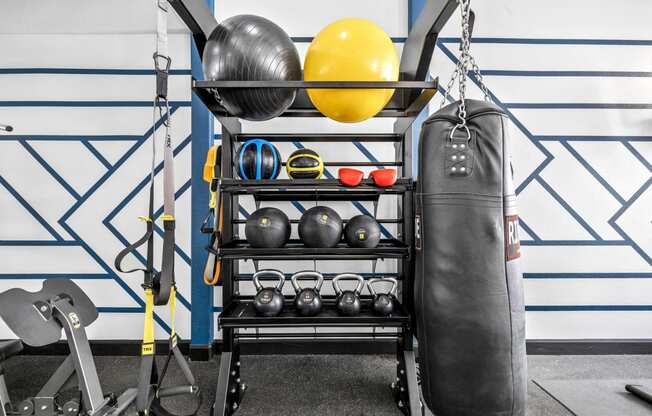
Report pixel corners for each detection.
[0,0,650,342]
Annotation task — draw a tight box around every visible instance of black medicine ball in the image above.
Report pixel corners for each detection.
[298,206,343,248]
[344,215,381,248]
[245,207,291,248]
[235,139,281,180]
[286,148,324,179]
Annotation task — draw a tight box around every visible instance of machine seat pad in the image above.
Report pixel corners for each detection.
[0,340,23,362]
[0,279,98,348]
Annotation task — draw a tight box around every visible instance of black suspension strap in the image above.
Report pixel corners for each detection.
[114,1,200,415]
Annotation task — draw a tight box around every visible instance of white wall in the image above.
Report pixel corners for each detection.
[0,0,194,340]
[0,0,651,342]
[432,0,652,339]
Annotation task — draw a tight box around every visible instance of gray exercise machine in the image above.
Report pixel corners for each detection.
[0,279,137,416]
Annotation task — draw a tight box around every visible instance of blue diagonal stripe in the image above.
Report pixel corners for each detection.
[622,141,652,172]
[535,176,602,241]
[0,175,63,241]
[518,218,541,241]
[19,139,82,200]
[561,141,626,205]
[81,140,113,170]
[239,206,251,218]
[352,141,385,169]
[608,177,652,265]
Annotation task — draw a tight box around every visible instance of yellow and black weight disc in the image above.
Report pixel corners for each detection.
[286,148,324,179]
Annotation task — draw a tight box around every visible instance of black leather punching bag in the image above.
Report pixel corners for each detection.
[414,99,526,416]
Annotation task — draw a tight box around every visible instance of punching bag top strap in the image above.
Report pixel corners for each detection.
[426,100,505,125]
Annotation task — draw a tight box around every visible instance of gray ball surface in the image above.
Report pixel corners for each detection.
[202,14,301,121]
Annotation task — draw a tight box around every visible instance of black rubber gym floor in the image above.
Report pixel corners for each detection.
[6,354,651,415]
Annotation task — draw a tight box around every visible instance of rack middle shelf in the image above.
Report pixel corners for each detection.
[209,239,410,261]
[219,178,412,196]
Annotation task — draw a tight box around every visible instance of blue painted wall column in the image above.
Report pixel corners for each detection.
[409,0,429,178]
[190,0,215,350]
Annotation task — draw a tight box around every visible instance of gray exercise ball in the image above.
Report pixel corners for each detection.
[202,15,301,121]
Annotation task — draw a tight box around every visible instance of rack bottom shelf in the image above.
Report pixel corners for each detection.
[219,299,410,329]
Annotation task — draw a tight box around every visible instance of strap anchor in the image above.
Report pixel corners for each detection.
[153,53,171,100]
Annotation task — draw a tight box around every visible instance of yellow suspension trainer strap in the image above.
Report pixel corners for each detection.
[114,1,199,415]
[201,144,223,285]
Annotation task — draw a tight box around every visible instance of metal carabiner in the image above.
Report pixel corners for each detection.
[449,123,471,142]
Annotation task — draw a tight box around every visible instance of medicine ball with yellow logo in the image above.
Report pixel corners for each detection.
[344,214,381,248]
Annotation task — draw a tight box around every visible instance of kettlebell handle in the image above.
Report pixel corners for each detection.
[332,273,365,296]
[290,271,324,294]
[253,269,285,292]
[367,277,398,297]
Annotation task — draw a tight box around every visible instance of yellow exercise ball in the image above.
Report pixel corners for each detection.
[304,18,400,123]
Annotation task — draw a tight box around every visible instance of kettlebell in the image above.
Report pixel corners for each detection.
[332,273,365,316]
[291,271,324,316]
[367,278,398,316]
[253,270,285,317]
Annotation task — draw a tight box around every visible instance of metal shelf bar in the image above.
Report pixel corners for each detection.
[194,80,437,89]
[231,219,403,225]
[219,300,410,329]
[234,134,402,143]
[235,332,399,340]
[209,239,409,261]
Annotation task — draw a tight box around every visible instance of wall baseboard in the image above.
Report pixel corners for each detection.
[19,340,192,356]
[526,339,652,355]
[10,339,652,360]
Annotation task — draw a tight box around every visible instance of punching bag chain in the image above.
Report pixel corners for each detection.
[440,0,491,122]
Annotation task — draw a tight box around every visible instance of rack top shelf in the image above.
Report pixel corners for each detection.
[234,134,403,143]
[192,79,438,119]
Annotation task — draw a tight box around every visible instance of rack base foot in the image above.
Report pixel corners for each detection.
[392,348,424,415]
[212,350,246,416]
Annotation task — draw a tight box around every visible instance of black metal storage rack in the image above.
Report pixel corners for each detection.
[168,1,459,415]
